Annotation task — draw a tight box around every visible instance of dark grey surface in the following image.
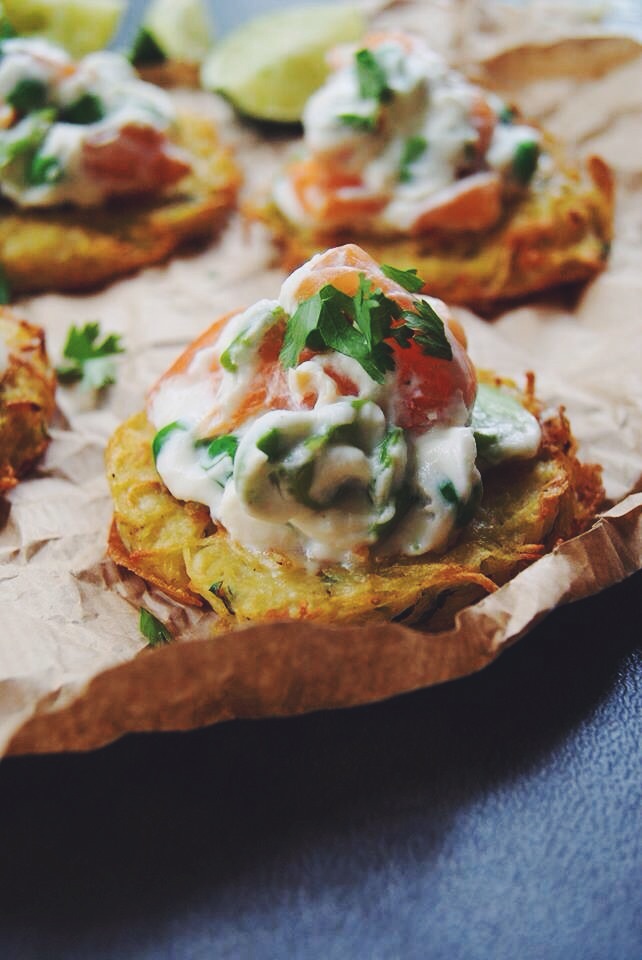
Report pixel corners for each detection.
[1,572,640,960]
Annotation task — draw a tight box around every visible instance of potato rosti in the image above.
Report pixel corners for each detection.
[0,306,55,493]
[249,33,613,308]
[0,39,240,294]
[106,245,603,631]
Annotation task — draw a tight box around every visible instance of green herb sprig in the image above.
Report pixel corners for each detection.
[139,608,172,646]
[56,321,124,390]
[279,274,452,382]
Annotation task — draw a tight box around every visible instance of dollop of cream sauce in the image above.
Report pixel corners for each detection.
[148,256,540,568]
[273,36,541,234]
[0,38,185,207]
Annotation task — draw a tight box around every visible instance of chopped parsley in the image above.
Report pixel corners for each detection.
[209,581,235,615]
[130,26,167,67]
[512,140,539,184]
[152,421,187,464]
[338,112,378,132]
[439,478,482,527]
[380,264,425,293]
[399,135,427,183]
[27,153,62,186]
[56,321,124,390]
[280,274,452,382]
[139,608,172,646]
[0,15,16,41]
[257,427,288,463]
[354,48,391,103]
[0,264,11,305]
[7,78,48,114]
[59,93,105,125]
[198,434,239,462]
[498,104,516,124]
[0,109,55,170]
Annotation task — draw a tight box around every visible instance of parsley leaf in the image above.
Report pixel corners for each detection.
[130,26,167,66]
[0,265,11,305]
[338,112,378,132]
[197,433,239,462]
[512,140,539,184]
[0,16,16,41]
[56,321,124,390]
[280,273,453,381]
[380,264,425,293]
[139,608,172,647]
[354,49,391,103]
[0,110,56,171]
[402,300,452,361]
[209,581,235,615]
[59,93,105,125]
[399,135,427,183]
[152,421,186,464]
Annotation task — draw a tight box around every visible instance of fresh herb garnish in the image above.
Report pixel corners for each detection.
[59,93,105,125]
[402,300,453,361]
[27,153,62,186]
[0,15,16,41]
[439,478,481,527]
[499,104,515,124]
[338,112,378,132]
[56,321,124,390]
[7,78,48,114]
[280,274,452,382]
[130,26,167,67]
[0,265,11,305]
[209,581,235,615]
[197,433,239,462]
[257,427,288,462]
[380,264,425,293]
[0,109,55,170]
[399,135,427,183]
[152,421,186,464]
[512,140,539,184]
[139,608,172,646]
[354,48,391,103]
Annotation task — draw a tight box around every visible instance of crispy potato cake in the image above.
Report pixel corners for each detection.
[0,112,240,295]
[0,307,56,493]
[255,152,613,309]
[106,375,603,632]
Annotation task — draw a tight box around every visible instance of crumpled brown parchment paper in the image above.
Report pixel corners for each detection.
[1,1,641,756]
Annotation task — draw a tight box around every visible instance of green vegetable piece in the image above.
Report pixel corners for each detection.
[199,433,239,462]
[439,478,481,527]
[257,427,288,463]
[354,48,390,103]
[56,321,124,390]
[152,421,186,463]
[0,109,55,170]
[139,608,172,646]
[380,264,425,293]
[209,580,235,615]
[7,78,47,114]
[401,300,452,361]
[59,93,105,125]
[27,153,62,186]
[399,135,427,183]
[377,426,403,469]
[499,104,515,124]
[338,111,378,131]
[512,140,539,184]
[0,265,11,305]
[130,25,167,66]
[471,382,540,467]
[0,16,17,41]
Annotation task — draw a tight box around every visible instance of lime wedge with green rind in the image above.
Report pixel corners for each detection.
[3,0,124,57]
[143,0,214,65]
[201,4,365,123]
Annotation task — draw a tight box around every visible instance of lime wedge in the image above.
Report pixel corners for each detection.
[3,0,124,57]
[201,4,365,123]
[144,0,215,65]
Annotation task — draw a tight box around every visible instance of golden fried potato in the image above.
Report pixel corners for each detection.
[0,113,240,295]
[105,374,603,633]
[0,307,56,493]
[253,152,613,309]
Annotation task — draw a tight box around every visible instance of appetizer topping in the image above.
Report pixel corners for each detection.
[147,245,541,568]
[0,37,190,207]
[273,33,542,236]
[139,608,172,646]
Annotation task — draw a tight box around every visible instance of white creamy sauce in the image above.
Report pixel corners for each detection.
[0,39,181,207]
[275,37,540,234]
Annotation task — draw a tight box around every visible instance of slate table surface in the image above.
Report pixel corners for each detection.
[1,3,640,958]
